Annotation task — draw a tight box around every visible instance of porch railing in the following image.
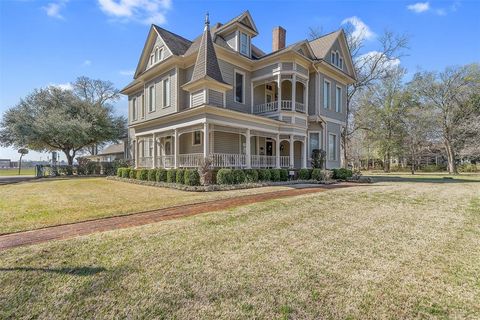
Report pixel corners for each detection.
[138,157,152,168]
[295,102,305,113]
[279,156,290,168]
[158,155,174,168]
[251,155,276,168]
[212,153,246,168]
[178,153,203,168]
[253,100,305,114]
[280,100,292,110]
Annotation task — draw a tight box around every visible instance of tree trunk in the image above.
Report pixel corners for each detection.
[18,154,23,175]
[410,149,415,175]
[444,140,458,174]
[63,149,74,166]
[384,152,391,173]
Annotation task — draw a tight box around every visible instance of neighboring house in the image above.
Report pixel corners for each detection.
[0,159,11,168]
[121,11,356,170]
[81,141,127,162]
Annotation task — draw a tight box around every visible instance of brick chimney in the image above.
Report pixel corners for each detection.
[272,26,286,52]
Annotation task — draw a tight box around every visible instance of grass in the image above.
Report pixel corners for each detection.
[1,175,479,318]
[0,177,292,234]
[0,168,35,176]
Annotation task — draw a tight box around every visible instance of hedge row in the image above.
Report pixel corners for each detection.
[117,167,200,186]
[117,167,353,186]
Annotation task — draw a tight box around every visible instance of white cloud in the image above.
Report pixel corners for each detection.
[43,0,68,19]
[435,8,447,16]
[82,60,92,66]
[407,2,430,13]
[119,70,135,76]
[98,0,172,24]
[341,16,375,42]
[50,83,73,90]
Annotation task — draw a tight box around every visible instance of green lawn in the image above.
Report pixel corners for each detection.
[1,176,479,318]
[0,177,291,234]
[0,168,35,176]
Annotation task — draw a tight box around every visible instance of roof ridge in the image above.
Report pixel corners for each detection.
[308,29,342,43]
[153,24,192,44]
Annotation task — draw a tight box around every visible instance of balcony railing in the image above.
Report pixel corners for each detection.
[253,100,306,114]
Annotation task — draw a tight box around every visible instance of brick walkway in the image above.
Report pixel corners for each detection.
[0,184,355,250]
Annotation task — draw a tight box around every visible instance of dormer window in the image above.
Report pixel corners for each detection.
[331,50,343,70]
[239,32,250,56]
[150,46,164,67]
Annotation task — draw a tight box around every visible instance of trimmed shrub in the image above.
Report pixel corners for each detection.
[117,168,123,177]
[258,169,271,181]
[148,169,157,182]
[459,163,479,173]
[103,163,115,176]
[311,168,323,181]
[137,169,149,180]
[217,169,234,185]
[129,169,137,179]
[156,169,167,182]
[122,168,131,179]
[184,169,201,186]
[271,169,281,182]
[232,169,246,184]
[166,169,177,183]
[77,166,86,175]
[421,164,447,172]
[332,168,353,180]
[244,169,259,183]
[279,169,289,181]
[176,169,185,184]
[86,162,100,175]
[298,168,310,180]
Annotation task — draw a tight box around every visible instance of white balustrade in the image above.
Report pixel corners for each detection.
[158,155,174,168]
[138,157,152,168]
[251,155,277,168]
[295,102,305,113]
[254,101,278,114]
[212,153,246,168]
[280,100,292,110]
[279,156,290,168]
[178,153,203,168]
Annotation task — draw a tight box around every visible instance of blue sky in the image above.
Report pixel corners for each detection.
[1,0,479,161]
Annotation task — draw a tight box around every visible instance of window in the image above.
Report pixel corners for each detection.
[235,71,244,103]
[148,138,153,157]
[132,97,137,120]
[328,133,337,161]
[162,78,170,107]
[336,86,342,112]
[193,131,201,146]
[331,50,343,69]
[148,85,155,112]
[339,57,343,69]
[323,80,331,109]
[154,48,159,62]
[331,52,336,65]
[309,132,321,157]
[150,55,154,65]
[240,32,249,56]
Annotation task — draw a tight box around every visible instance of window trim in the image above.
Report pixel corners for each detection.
[132,97,137,121]
[192,131,202,146]
[335,85,342,113]
[234,69,246,104]
[323,80,331,109]
[239,32,250,56]
[328,133,337,161]
[162,77,170,108]
[308,131,322,158]
[148,85,155,113]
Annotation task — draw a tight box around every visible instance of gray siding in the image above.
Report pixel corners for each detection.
[308,73,316,115]
[213,131,242,154]
[252,64,278,79]
[325,121,342,169]
[179,132,203,154]
[318,73,347,123]
[282,62,293,71]
[294,117,307,126]
[219,59,252,113]
[142,68,177,121]
[146,35,172,69]
[208,89,224,107]
[129,90,143,124]
[191,90,205,107]
[295,64,308,75]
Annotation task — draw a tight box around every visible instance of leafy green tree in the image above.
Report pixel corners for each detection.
[0,77,126,165]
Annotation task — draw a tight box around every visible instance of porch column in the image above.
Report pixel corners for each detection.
[203,122,209,159]
[305,80,309,112]
[292,74,296,112]
[152,133,157,168]
[246,129,251,169]
[276,134,281,168]
[174,129,179,169]
[302,139,307,169]
[277,74,282,111]
[289,135,294,168]
[134,139,139,169]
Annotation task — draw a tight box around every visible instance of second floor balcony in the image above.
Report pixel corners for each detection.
[253,76,307,116]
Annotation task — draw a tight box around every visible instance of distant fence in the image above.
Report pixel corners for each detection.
[36,160,132,177]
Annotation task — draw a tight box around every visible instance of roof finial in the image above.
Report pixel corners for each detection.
[205,12,210,26]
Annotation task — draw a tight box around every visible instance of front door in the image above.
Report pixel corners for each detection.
[266,141,273,156]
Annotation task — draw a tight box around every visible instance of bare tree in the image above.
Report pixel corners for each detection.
[410,64,480,174]
[308,26,323,40]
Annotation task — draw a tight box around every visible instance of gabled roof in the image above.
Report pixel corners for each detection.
[187,14,227,86]
[214,10,258,35]
[153,25,192,56]
[98,142,124,155]
[308,30,342,60]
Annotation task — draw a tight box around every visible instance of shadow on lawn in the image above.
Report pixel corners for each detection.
[368,175,480,184]
[0,266,106,276]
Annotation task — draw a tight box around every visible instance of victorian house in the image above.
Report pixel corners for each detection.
[121,11,356,169]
